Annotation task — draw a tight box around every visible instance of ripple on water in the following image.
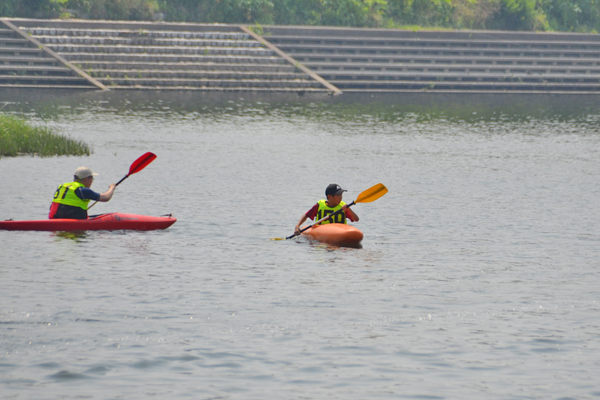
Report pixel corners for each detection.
[48,370,88,381]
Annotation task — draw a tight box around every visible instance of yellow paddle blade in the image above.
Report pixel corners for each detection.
[355,183,388,203]
[270,237,285,241]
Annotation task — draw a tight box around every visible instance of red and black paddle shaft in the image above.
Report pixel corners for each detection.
[88,152,157,210]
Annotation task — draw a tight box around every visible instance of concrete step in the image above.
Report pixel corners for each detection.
[308,61,600,75]
[0,56,60,66]
[72,61,296,72]
[107,85,328,92]
[0,74,91,84]
[268,35,600,51]
[64,53,286,64]
[279,43,600,58]
[89,69,309,80]
[318,70,600,83]
[0,47,45,56]
[330,79,600,91]
[24,27,250,40]
[0,65,74,74]
[0,83,95,89]
[265,25,600,42]
[0,38,31,46]
[34,35,262,48]
[292,52,600,67]
[45,44,274,56]
[0,28,16,37]
[98,77,322,88]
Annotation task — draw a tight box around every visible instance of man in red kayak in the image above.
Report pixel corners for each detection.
[49,166,116,219]
[294,183,359,236]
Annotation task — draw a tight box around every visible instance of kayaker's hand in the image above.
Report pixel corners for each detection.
[99,184,117,202]
[294,214,309,237]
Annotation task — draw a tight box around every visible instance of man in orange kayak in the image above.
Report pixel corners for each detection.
[49,166,116,219]
[294,183,359,236]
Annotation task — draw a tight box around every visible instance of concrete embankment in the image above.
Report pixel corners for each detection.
[265,25,600,94]
[1,18,600,94]
[0,18,329,93]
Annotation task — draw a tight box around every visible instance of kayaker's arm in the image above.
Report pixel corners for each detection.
[294,214,309,236]
[99,184,116,202]
[343,205,359,222]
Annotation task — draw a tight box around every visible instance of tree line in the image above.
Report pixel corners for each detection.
[2,0,599,33]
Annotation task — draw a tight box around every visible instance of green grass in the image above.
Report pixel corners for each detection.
[0,113,91,158]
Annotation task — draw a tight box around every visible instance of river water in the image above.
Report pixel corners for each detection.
[1,91,600,399]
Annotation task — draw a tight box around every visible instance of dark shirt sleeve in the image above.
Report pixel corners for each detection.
[345,209,356,222]
[74,187,101,201]
[305,203,319,220]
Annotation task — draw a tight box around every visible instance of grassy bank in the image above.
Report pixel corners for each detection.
[0,113,91,158]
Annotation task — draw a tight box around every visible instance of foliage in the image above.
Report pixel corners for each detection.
[158,0,275,24]
[0,0,598,32]
[542,0,600,32]
[0,114,91,158]
[386,0,454,28]
[490,0,541,30]
[315,0,387,27]
[0,0,63,18]
[448,0,502,29]
[67,0,159,20]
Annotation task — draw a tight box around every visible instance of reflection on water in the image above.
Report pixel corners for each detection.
[1,90,599,400]
[3,89,600,125]
[52,231,88,242]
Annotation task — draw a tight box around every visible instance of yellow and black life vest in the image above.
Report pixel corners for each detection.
[52,181,90,210]
[315,199,347,225]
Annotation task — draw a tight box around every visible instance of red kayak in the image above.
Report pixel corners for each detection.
[0,212,176,231]
[302,223,363,247]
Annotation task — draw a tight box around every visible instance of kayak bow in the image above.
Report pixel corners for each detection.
[301,223,363,247]
[0,212,176,231]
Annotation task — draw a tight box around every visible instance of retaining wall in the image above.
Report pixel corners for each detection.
[2,19,599,94]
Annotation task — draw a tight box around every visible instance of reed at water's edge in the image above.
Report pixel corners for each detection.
[0,113,91,158]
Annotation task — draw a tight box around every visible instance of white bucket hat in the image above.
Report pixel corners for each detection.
[74,166,99,180]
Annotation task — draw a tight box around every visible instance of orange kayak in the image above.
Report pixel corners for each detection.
[302,223,363,247]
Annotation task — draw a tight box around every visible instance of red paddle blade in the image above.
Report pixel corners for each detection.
[129,152,157,175]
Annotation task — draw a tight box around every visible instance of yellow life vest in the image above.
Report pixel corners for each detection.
[52,181,90,210]
[315,199,347,225]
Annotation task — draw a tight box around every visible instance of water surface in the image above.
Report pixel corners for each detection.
[1,91,600,399]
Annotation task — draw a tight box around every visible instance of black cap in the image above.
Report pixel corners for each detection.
[325,184,347,197]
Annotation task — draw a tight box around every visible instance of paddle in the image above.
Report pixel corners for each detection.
[272,183,388,240]
[87,152,157,210]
